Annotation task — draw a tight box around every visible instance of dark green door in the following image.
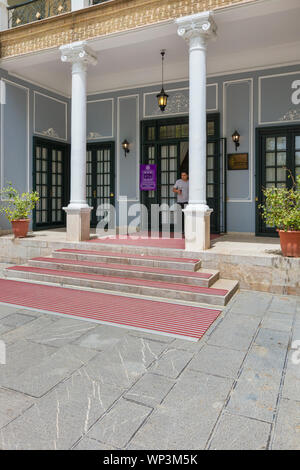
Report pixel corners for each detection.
[33,137,69,230]
[141,114,221,233]
[86,142,115,227]
[256,125,300,235]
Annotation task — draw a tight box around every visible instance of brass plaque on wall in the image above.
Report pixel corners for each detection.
[227,153,249,170]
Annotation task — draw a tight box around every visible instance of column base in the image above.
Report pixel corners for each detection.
[63,206,92,242]
[184,204,213,252]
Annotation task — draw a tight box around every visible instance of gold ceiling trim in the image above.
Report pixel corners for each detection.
[0,0,257,58]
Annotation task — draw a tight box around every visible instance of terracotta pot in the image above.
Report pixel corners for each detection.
[11,219,30,238]
[278,230,300,257]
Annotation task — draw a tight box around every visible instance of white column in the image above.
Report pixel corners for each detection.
[0,0,8,31]
[60,41,97,241]
[176,12,217,251]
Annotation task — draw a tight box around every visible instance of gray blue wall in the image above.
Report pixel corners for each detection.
[87,63,300,233]
[1,63,300,233]
[0,68,70,230]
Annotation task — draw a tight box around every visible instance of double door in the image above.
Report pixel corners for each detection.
[33,139,115,229]
[141,115,221,233]
[33,137,69,229]
[256,126,300,235]
[86,142,115,226]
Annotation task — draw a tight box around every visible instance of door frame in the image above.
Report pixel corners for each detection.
[255,124,300,236]
[140,113,221,233]
[86,141,115,228]
[32,136,70,231]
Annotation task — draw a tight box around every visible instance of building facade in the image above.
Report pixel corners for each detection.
[0,0,299,247]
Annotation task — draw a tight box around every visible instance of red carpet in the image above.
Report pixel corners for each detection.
[0,278,222,340]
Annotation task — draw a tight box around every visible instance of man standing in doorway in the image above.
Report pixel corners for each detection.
[173,171,189,234]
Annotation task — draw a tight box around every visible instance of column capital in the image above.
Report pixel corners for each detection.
[176,11,217,44]
[60,41,97,66]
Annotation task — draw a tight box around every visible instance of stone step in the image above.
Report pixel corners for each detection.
[5,265,239,306]
[60,242,201,259]
[53,248,201,271]
[28,257,218,287]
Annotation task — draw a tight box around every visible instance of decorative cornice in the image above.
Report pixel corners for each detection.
[0,0,257,59]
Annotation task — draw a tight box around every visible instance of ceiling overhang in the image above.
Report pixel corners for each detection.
[0,0,300,96]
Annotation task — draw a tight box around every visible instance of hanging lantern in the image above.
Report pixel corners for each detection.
[157,50,168,112]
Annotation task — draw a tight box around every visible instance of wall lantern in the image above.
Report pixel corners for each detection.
[232,130,240,151]
[122,139,130,157]
[157,50,169,112]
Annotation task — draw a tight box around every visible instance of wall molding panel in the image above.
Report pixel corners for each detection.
[33,91,68,141]
[87,98,114,140]
[143,84,218,118]
[223,78,253,203]
[0,79,30,195]
[259,70,300,125]
[117,94,139,202]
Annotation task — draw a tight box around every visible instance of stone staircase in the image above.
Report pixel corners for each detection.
[4,246,239,307]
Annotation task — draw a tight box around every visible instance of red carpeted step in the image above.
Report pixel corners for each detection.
[7,265,228,296]
[0,279,221,339]
[56,248,199,264]
[31,257,212,279]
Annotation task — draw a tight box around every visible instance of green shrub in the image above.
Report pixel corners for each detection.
[0,183,39,222]
[259,172,300,231]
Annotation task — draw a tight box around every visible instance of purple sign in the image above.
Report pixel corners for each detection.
[140,164,157,191]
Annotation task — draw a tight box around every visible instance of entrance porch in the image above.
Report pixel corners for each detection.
[1,0,299,251]
[0,229,299,295]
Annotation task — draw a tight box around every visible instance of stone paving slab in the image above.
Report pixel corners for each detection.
[207,313,261,351]
[73,436,117,450]
[226,329,289,422]
[26,317,97,348]
[0,388,34,429]
[0,340,55,380]
[272,398,300,450]
[209,412,271,450]
[0,312,37,328]
[149,348,193,379]
[261,311,294,333]
[87,398,152,448]
[0,316,58,345]
[129,370,233,450]
[0,304,27,319]
[281,350,300,402]
[124,373,175,408]
[0,344,85,397]
[83,336,167,389]
[0,370,123,450]
[0,290,299,449]
[72,324,128,352]
[229,291,272,316]
[188,344,246,379]
[127,329,175,344]
[268,296,297,314]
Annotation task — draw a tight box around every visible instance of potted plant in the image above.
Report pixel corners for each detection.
[0,183,39,238]
[259,172,300,257]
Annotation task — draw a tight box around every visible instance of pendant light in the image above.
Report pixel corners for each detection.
[157,50,168,112]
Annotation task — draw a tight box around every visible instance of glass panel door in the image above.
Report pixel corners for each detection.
[256,126,300,235]
[33,138,69,229]
[158,143,180,230]
[141,114,221,234]
[295,135,300,182]
[86,142,115,227]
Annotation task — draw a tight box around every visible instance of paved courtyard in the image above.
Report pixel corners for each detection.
[0,289,299,450]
